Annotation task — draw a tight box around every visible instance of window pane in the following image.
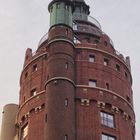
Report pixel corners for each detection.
[102,134,108,140]
[109,137,115,140]
[102,134,116,140]
[104,58,109,66]
[100,112,115,128]
[108,114,113,120]
[101,112,103,116]
[89,55,95,62]
[89,80,96,87]
[108,121,114,128]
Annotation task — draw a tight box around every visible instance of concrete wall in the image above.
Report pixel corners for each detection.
[0,104,18,140]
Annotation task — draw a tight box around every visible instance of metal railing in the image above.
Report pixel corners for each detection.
[38,33,48,47]
[88,16,102,29]
[73,15,101,29]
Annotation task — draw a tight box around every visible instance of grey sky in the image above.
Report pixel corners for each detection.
[0,0,139,139]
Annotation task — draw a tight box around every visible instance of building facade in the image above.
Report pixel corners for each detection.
[0,0,135,140]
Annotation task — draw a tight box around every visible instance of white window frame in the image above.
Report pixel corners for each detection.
[102,134,116,140]
[100,112,115,128]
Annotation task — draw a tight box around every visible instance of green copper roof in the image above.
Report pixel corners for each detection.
[49,1,73,27]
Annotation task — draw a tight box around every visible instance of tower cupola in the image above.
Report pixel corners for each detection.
[72,0,90,21]
[48,0,73,28]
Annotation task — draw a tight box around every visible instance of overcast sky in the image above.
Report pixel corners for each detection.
[0,0,140,139]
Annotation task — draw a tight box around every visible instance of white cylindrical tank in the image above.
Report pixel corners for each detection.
[0,104,18,140]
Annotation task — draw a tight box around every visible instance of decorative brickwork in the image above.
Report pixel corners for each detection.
[16,0,135,140]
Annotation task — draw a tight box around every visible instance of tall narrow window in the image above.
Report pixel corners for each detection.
[66,29,68,36]
[106,83,110,90]
[89,55,95,63]
[32,64,38,72]
[23,96,25,102]
[102,134,116,140]
[65,62,68,70]
[125,72,128,79]
[116,64,120,71]
[104,58,109,66]
[126,96,130,102]
[100,112,115,128]
[65,135,68,140]
[31,88,37,96]
[20,124,29,140]
[25,72,28,79]
[89,79,97,87]
[65,98,68,106]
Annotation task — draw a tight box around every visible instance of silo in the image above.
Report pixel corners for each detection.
[0,104,18,140]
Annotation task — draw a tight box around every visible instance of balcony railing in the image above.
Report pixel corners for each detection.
[88,16,102,29]
[38,33,48,47]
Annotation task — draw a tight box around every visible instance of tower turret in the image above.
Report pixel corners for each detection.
[45,0,76,140]
[72,0,90,21]
[48,0,73,28]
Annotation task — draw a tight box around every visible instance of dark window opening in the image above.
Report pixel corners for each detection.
[104,58,109,66]
[31,88,37,96]
[23,96,25,102]
[126,96,130,102]
[125,72,128,79]
[95,39,100,44]
[25,72,28,79]
[32,64,38,72]
[65,98,68,106]
[89,54,95,62]
[106,83,110,90]
[43,54,48,59]
[116,64,120,71]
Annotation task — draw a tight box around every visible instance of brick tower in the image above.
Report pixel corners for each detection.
[0,0,135,140]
